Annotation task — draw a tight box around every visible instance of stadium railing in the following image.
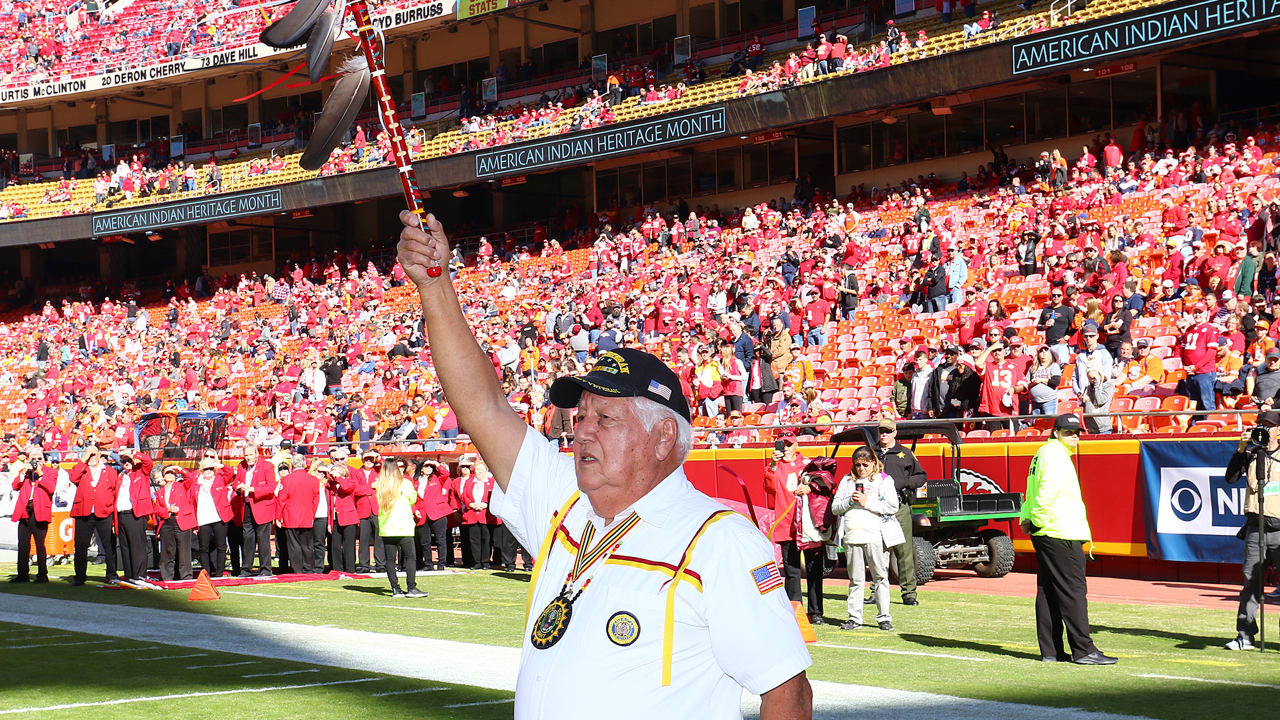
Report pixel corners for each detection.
[102,408,1249,465]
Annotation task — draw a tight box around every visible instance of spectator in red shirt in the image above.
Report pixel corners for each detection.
[975,339,1020,429]
[746,35,764,71]
[1180,303,1220,419]
[1077,145,1098,173]
[1160,193,1188,234]
[804,296,831,346]
[1103,137,1124,169]
[953,289,986,346]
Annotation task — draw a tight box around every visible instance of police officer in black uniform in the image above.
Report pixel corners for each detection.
[869,419,928,605]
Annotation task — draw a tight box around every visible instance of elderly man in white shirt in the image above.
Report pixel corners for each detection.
[398,211,813,720]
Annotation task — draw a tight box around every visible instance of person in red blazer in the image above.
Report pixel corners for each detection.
[69,444,122,586]
[186,457,234,578]
[155,466,196,581]
[9,447,59,583]
[276,455,321,573]
[350,451,383,572]
[457,457,494,570]
[326,459,360,573]
[230,444,278,577]
[115,451,155,584]
[478,459,516,572]
[227,476,245,578]
[412,459,458,571]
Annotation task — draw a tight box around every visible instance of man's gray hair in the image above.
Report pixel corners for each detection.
[629,396,693,463]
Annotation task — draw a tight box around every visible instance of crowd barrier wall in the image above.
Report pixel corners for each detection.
[0,437,1245,583]
[683,436,1243,584]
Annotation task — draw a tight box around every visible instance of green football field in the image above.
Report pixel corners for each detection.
[2,563,1280,719]
[0,620,515,719]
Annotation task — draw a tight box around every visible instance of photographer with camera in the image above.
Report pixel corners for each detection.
[1222,411,1280,650]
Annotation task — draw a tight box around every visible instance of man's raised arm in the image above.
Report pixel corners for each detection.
[397,210,529,491]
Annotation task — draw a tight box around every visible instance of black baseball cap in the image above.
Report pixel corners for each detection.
[1259,411,1280,427]
[550,348,691,422]
[1053,414,1083,432]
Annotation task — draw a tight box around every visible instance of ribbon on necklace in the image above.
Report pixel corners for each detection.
[565,513,643,589]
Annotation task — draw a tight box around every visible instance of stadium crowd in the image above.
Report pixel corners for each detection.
[0,0,424,90]
[6,110,1280,581]
[1,3,1065,221]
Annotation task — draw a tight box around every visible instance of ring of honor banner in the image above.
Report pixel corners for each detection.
[1139,439,1244,563]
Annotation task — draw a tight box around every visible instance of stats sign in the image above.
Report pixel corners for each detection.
[91,188,283,235]
[1011,0,1280,74]
[474,106,728,179]
[457,0,535,19]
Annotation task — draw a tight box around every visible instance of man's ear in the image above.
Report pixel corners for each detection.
[653,417,678,462]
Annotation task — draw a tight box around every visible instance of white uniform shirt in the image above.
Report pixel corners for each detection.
[196,480,219,526]
[116,473,133,513]
[491,427,810,720]
[315,482,329,520]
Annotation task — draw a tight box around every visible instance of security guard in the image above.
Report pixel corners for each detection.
[1021,414,1116,665]
[398,211,813,719]
[870,419,927,606]
[1222,410,1280,651]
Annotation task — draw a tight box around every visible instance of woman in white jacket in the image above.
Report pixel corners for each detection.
[832,446,905,631]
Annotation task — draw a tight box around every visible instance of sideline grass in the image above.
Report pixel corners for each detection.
[0,620,512,719]
[4,562,1280,719]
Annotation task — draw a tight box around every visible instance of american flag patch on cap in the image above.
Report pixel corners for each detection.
[647,379,672,400]
[750,562,784,594]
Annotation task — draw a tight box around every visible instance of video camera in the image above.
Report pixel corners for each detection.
[1244,426,1270,455]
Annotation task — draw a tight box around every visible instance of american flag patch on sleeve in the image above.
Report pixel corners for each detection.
[750,562,784,594]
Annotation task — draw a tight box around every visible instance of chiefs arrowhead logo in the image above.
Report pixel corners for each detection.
[957,468,1003,495]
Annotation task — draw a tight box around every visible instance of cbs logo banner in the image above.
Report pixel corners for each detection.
[1155,467,1243,536]
[1140,440,1245,563]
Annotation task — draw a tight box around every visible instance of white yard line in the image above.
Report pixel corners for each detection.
[187,661,260,670]
[0,595,1149,720]
[441,699,515,709]
[136,653,208,661]
[222,591,308,600]
[370,687,447,697]
[0,679,377,714]
[89,646,160,654]
[373,604,484,617]
[241,669,319,679]
[1131,673,1280,689]
[6,639,113,650]
[812,642,995,662]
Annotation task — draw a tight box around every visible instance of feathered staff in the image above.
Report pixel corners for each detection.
[261,0,442,277]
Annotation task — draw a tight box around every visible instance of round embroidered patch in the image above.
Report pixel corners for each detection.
[605,611,641,647]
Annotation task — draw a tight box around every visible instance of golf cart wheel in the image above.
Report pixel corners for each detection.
[912,536,935,585]
[973,531,1015,578]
